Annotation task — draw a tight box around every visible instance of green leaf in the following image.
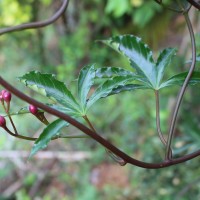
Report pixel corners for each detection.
[155,48,176,87]
[105,0,130,17]
[48,104,83,118]
[160,71,200,89]
[86,75,135,109]
[103,35,156,88]
[95,67,134,78]
[77,64,95,111]
[107,84,149,96]
[29,119,68,158]
[19,71,80,114]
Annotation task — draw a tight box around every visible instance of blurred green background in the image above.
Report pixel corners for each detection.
[0,0,200,199]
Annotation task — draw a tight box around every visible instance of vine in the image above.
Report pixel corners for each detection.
[0,0,200,169]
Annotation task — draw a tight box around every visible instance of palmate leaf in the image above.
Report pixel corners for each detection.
[160,71,200,89]
[95,67,134,78]
[77,64,95,111]
[102,35,156,88]
[107,84,149,96]
[95,66,149,88]
[29,119,68,158]
[19,71,80,115]
[155,48,177,87]
[102,35,177,90]
[86,75,135,109]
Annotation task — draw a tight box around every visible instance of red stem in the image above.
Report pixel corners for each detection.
[1,77,200,169]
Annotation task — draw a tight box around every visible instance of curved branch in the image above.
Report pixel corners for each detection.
[187,0,200,10]
[0,0,200,169]
[0,0,69,35]
[166,8,196,160]
[1,76,200,169]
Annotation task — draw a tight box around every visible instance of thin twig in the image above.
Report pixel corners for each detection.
[2,77,200,168]
[2,126,88,141]
[0,0,69,35]
[83,115,127,166]
[1,102,18,135]
[0,0,200,169]
[83,115,96,132]
[155,90,172,158]
[155,90,167,145]
[187,0,200,10]
[165,2,196,160]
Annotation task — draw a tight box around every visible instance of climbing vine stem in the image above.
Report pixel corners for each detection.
[165,3,196,160]
[0,0,200,169]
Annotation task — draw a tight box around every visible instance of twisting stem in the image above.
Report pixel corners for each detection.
[0,0,200,169]
[166,5,196,160]
[83,115,127,166]
[3,76,200,168]
[0,0,69,35]
[187,0,200,10]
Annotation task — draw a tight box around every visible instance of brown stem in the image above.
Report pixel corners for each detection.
[166,4,196,160]
[0,0,199,169]
[187,0,200,10]
[2,125,86,141]
[0,0,70,35]
[2,102,18,135]
[2,76,200,168]
[82,115,96,132]
[83,115,127,166]
[7,114,18,135]
[3,126,37,141]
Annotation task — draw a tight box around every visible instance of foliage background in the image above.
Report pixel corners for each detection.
[0,0,200,199]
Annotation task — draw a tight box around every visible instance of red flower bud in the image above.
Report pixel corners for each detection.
[3,91,12,102]
[0,115,6,127]
[29,105,38,115]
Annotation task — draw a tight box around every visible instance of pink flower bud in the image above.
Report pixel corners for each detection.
[0,115,6,127]
[3,91,12,102]
[1,90,6,96]
[29,105,38,115]
[0,90,6,102]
